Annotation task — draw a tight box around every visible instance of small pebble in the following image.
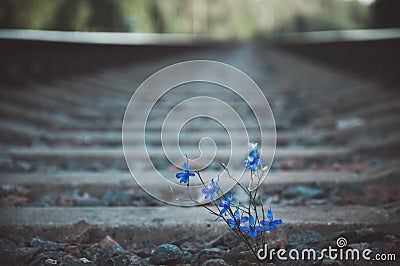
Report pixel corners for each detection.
[150,244,183,264]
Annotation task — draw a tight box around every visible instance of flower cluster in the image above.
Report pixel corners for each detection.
[225,208,281,238]
[175,142,283,259]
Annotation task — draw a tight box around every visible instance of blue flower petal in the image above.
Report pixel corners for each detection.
[249,230,257,238]
[220,207,227,215]
[176,172,185,178]
[249,215,255,226]
[267,209,273,220]
[179,177,188,184]
[255,226,264,231]
[234,210,240,220]
[227,219,237,228]
[225,194,232,202]
[240,226,249,232]
[240,216,249,223]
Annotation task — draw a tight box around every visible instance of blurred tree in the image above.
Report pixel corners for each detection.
[0,0,13,27]
[52,0,91,31]
[0,0,127,31]
[86,0,127,31]
[0,0,62,29]
[371,0,400,27]
[147,0,164,33]
[294,15,308,32]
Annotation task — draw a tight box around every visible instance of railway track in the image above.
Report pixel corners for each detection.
[0,39,399,265]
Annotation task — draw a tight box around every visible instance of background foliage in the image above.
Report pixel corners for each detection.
[0,0,396,40]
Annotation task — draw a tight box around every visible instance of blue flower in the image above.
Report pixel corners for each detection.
[243,144,263,172]
[227,210,249,229]
[260,207,282,231]
[240,215,264,238]
[176,161,195,184]
[202,178,220,201]
[218,194,232,215]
